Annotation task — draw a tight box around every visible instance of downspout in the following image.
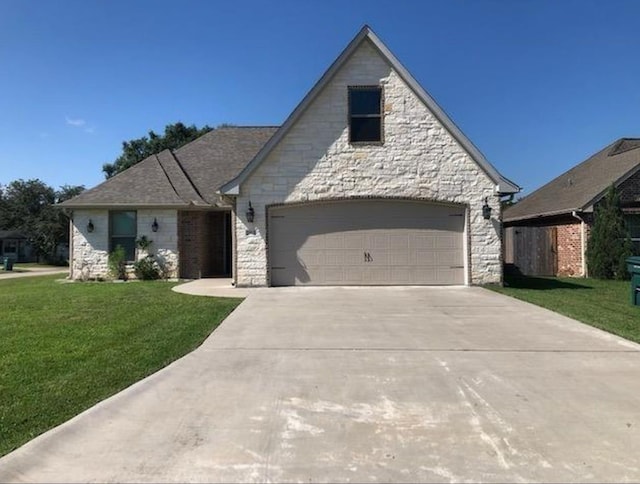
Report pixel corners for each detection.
[571,211,587,277]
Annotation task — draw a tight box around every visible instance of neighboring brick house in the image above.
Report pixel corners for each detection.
[503,138,640,277]
[60,26,519,286]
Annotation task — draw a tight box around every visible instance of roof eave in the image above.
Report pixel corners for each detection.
[497,176,521,195]
[503,208,584,223]
[57,202,212,210]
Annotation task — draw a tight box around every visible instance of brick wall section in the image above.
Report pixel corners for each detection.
[178,211,230,278]
[71,209,178,280]
[234,39,502,286]
[556,222,583,276]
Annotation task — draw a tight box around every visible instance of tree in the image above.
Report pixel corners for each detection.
[586,185,632,279]
[102,122,213,178]
[0,179,85,262]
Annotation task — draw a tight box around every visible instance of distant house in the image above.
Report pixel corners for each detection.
[0,230,36,263]
[503,138,640,276]
[60,26,518,286]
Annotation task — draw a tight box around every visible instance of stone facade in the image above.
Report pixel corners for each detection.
[234,40,501,286]
[70,209,178,280]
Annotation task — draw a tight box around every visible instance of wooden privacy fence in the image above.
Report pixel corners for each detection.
[504,226,557,276]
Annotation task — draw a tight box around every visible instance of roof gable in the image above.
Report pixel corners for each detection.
[220,25,519,195]
[174,127,278,204]
[504,138,640,222]
[60,127,278,209]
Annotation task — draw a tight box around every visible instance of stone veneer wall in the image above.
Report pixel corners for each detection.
[234,39,501,287]
[71,209,178,280]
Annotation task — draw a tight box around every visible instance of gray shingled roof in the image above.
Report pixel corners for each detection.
[504,138,640,223]
[60,127,278,208]
[174,126,278,204]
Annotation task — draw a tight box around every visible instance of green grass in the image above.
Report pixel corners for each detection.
[0,275,242,457]
[488,276,640,343]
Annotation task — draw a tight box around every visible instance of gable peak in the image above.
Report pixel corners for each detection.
[608,138,640,157]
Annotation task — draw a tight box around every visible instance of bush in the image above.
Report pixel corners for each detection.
[133,255,161,280]
[586,185,632,280]
[108,246,128,281]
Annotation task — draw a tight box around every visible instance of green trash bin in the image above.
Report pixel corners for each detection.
[626,256,640,306]
[3,257,14,271]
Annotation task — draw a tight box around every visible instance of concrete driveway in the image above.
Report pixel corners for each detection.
[1,286,640,483]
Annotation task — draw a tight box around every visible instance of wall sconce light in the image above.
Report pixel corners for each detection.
[151,218,159,232]
[246,202,255,223]
[482,197,492,220]
[87,219,95,233]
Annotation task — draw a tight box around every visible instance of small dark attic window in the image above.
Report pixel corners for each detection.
[349,86,383,143]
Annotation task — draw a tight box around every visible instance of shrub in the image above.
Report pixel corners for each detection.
[586,185,632,280]
[108,246,128,281]
[136,236,153,252]
[133,255,161,280]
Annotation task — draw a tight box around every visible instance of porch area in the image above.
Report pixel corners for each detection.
[178,210,232,279]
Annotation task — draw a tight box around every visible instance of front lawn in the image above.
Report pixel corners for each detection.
[488,276,640,344]
[0,275,242,457]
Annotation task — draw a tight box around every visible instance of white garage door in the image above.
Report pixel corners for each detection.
[268,200,465,286]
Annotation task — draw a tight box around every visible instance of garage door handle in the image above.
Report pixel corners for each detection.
[364,252,373,262]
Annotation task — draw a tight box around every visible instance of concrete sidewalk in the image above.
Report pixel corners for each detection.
[0,267,68,280]
[1,286,640,483]
[172,278,252,298]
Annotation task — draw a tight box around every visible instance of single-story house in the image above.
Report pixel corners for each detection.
[503,138,640,276]
[0,230,36,263]
[60,26,519,286]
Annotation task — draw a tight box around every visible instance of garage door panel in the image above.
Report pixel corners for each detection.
[411,234,437,250]
[436,235,462,249]
[325,249,362,266]
[269,200,465,286]
[434,250,464,268]
[389,267,413,284]
[343,268,365,283]
[388,251,410,265]
[344,234,365,249]
[389,234,409,250]
[370,234,389,249]
[436,267,465,285]
[368,251,389,266]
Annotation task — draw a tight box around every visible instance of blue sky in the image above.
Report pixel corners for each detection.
[1,0,639,195]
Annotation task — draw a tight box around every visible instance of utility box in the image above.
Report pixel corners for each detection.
[626,256,640,306]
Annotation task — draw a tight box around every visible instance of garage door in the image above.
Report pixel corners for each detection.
[268,200,465,286]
